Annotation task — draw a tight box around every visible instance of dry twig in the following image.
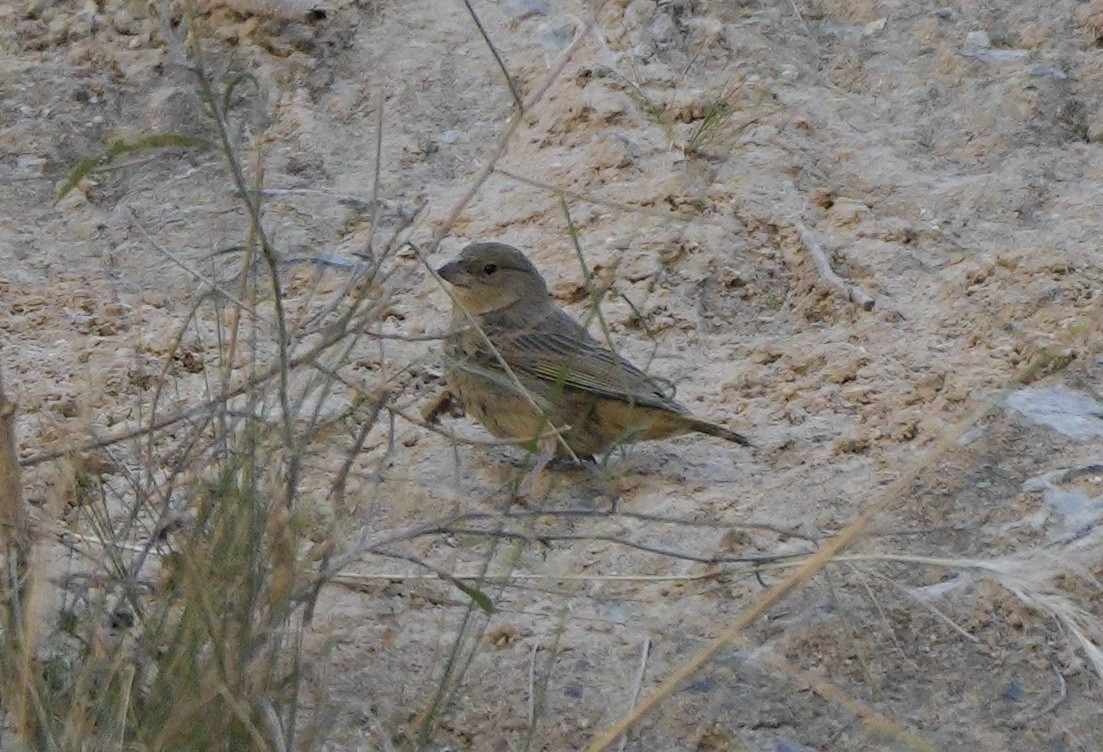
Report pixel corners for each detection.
[792,220,876,310]
[615,637,651,752]
[0,363,48,747]
[583,350,1061,752]
[461,0,524,111]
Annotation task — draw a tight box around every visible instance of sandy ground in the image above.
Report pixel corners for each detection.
[3,0,1103,749]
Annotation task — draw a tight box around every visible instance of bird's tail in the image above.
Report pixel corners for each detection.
[686,417,753,447]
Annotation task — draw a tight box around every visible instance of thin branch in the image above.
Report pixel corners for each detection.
[460,0,524,111]
[526,643,537,730]
[368,89,385,255]
[330,571,722,586]
[583,354,1057,751]
[520,608,567,752]
[881,572,978,644]
[0,369,28,597]
[128,208,254,313]
[437,526,806,565]
[792,221,876,310]
[0,363,46,747]
[615,638,650,752]
[19,290,379,469]
[185,21,300,511]
[407,4,601,463]
[421,0,599,257]
[420,254,582,462]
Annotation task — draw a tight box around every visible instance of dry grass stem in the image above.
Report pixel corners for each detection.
[461,0,524,111]
[615,637,651,752]
[583,353,1063,751]
[9,3,1102,751]
[791,221,876,310]
[0,364,39,745]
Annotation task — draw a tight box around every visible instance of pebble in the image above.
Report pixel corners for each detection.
[542,23,576,50]
[1085,106,1103,142]
[863,17,887,36]
[503,0,549,19]
[1028,63,1067,79]
[1024,463,1103,537]
[773,740,817,752]
[1004,386,1103,440]
[961,30,992,57]
[961,30,1029,61]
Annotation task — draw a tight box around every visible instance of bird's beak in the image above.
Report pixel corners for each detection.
[437,260,469,287]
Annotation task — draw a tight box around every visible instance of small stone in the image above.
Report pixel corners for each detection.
[281,22,317,51]
[965,30,990,48]
[542,23,575,50]
[863,17,887,35]
[111,7,137,34]
[1085,106,1103,143]
[1028,64,1067,80]
[962,30,991,57]
[828,198,870,226]
[503,0,549,19]
[775,740,817,752]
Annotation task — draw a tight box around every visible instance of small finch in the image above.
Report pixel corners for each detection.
[436,242,751,459]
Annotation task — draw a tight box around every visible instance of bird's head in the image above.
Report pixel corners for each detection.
[437,242,550,315]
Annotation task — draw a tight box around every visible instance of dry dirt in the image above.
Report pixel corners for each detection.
[3,0,1103,750]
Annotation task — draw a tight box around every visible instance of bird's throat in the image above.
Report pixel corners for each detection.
[451,287,519,316]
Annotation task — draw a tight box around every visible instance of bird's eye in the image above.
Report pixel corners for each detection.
[483,263,498,275]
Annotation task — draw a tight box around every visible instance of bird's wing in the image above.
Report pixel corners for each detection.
[495,310,684,412]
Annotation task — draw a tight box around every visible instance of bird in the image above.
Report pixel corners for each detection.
[435,242,751,459]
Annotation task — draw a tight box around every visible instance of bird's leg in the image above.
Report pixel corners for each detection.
[515,434,558,501]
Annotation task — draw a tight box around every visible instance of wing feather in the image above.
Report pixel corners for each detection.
[484,309,684,412]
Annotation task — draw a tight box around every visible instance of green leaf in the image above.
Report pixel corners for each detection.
[449,579,495,613]
[56,133,216,201]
